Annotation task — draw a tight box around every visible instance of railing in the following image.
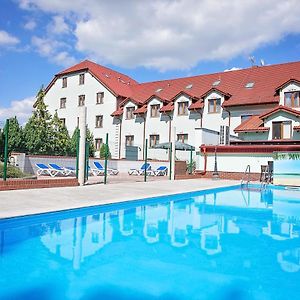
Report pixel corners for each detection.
[241,165,251,186]
[260,165,270,189]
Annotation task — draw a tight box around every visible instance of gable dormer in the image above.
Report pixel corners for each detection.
[275,79,300,109]
[200,88,231,114]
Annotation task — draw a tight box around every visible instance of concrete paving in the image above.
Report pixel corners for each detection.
[0,179,239,219]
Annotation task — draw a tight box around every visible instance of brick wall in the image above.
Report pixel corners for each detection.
[0,178,79,191]
[176,171,260,181]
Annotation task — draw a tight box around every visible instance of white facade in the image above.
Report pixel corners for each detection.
[44,66,300,161]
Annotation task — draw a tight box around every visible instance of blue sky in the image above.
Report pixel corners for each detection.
[1,0,300,124]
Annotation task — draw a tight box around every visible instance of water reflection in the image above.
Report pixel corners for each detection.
[1,186,300,299]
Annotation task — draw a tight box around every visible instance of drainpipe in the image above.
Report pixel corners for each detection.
[168,114,172,142]
[142,114,146,160]
[118,117,122,159]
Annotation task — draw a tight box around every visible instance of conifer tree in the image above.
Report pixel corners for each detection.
[5,117,25,153]
[51,111,71,155]
[100,143,111,159]
[23,88,54,154]
[69,127,95,157]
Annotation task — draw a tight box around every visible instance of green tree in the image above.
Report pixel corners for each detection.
[23,88,54,154]
[0,128,4,161]
[5,117,25,154]
[69,127,95,157]
[100,143,111,159]
[50,111,71,155]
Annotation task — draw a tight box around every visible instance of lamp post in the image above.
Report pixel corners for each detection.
[212,146,220,179]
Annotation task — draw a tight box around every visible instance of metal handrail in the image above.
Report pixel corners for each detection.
[260,165,270,189]
[241,165,251,186]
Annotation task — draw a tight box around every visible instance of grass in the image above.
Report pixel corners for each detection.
[0,162,28,179]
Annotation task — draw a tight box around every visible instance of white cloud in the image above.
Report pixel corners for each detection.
[24,20,37,30]
[17,0,300,71]
[0,30,19,46]
[31,36,76,67]
[0,97,35,125]
[47,16,70,35]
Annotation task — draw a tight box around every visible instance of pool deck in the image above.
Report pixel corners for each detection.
[0,179,239,219]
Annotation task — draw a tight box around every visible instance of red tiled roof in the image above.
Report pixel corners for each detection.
[189,100,204,110]
[48,60,300,109]
[47,60,138,98]
[234,105,300,133]
[160,102,174,113]
[111,107,123,117]
[259,105,300,119]
[133,105,147,114]
[234,115,269,133]
[275,78,300,93]
[199,88,231,99]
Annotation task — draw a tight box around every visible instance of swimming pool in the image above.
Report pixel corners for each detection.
[0,185,300,299]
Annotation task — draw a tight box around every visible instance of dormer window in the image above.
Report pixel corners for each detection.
[62,77,67,88]
[79,73,85,85]
[150,104,160,118]
[208,98,221,113]
[245,82,254,89]
[126,107,135,120]
[212,80,221,86]
[284,91,300,108]
[178,102,189,116]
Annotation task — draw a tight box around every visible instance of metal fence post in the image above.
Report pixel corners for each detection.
[85,140,90,182]
[144,138,148,182]
[104,133,109,184]
[169,144,172,180]
[3,119,9,181]
[189,149,193,174]
[76,129,80,179]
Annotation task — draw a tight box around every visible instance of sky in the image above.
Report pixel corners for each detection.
[1,0,300,125]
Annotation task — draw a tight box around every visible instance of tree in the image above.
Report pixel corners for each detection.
[69,127,95,157]
[100,143,111,159]
[50,111,71,155]
[23,88,54,154]
[5,117,25,154]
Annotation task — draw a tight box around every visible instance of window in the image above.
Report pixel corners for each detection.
[150,135,160,147]
[125,135,134,146]
[95,115,103,128]
[96,92,104,104]
[62,77,67,88]
[60,118,66,126]
[272,121,292,139]
[150,104,160,118]
[208,98,221,113]
[177,134,188,143]
[126,107,135,119]
[78,95,85,106]
[245,82,255,89]
[241,114,252,122]
[284,91,300,108]
[79,73,85,85]
[95,138,103,151]
[60,97,66,109]
[178,102,188,116]
[212,80,221,86]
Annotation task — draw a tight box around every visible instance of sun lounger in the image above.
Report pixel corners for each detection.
[64,166,76,176]
[36,163,65,177]
[147,166,168,176]
[93,161,119,175]
[49,163,76,176]
[128,163,151,175]
[88,166,104,176]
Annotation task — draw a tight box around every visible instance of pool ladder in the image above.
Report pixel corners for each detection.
[260,165,271,189]
[241,165,251,186]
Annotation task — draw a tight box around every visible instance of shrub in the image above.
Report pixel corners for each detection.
[0,163,28,178]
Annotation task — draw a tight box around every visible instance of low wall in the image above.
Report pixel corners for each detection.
[10,153,172,176]
[0,178,79,191]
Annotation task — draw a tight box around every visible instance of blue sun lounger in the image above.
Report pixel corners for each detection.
[128,163,151,175]
[93,161,119,175]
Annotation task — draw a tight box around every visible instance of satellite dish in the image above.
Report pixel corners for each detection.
[249,56,255,66]
[260,59,265,66]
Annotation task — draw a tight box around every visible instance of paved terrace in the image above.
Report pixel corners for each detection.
[0,179,239,219]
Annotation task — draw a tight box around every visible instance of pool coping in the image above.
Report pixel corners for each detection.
[0,179,240,220]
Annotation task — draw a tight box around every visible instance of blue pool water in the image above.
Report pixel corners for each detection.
[1,185,300,299]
